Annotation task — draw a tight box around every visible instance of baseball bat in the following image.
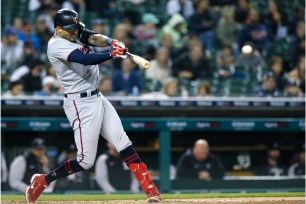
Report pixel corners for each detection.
[126,52,150,69]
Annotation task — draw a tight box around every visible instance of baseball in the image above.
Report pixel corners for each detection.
[242,45,253,54]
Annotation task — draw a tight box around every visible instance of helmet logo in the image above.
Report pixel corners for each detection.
[73,17,78,23]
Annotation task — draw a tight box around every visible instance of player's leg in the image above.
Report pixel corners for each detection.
[26,97,103,203]
[99,97,162,202]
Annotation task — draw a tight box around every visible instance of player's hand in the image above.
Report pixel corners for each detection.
[110,39,126,49]
[111,47,128,58]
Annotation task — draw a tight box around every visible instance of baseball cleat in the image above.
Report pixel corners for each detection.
[25,174,48,203]
[147,184,162,203]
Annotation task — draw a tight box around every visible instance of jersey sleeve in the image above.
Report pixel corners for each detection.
[48,39,81,61]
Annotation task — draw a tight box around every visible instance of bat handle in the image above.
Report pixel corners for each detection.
[126,52,133,56]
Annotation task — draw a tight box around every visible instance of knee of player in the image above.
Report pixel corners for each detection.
[79,157,95,170]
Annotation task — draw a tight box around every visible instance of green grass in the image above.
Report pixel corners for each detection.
[2,192,305,201]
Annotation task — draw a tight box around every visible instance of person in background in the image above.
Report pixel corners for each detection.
[35,76,62,96]
[99,76,113,96]
[287,55,305,87]
[254,72,280,97]
[235,42,266,81]
[112,58,143,95]
[133,13,159,48]
[161,13,188,50]
[95,142,139,193]
[2,81,24,98]
[35,16,53,53]
[17,23,40,50]
[216,44,236,79]
[1,27,24,71]
[145,47,172,86]
[61,0,85,21]
[291,21,305,65]
[288,144,305,176]
[234,0,250,26]
[216,6,237,48]
[54,144,90,191]
[197,82,211,97]
[256,143,286,176]
[173,44,211,80]
[267,56,286,91]
[167,0,194,18]
[237,9,269,52]
[283,80,304,97]
[264,0,289,40]
[9,138,50,192]
[20,59,45,94]
[162,78,179,97]
[176,139,225,180]
[188,0,215,50]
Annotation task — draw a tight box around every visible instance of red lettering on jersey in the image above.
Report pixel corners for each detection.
[80,46,89,54]
[73,17,78,23]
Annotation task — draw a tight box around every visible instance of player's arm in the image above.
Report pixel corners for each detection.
[68,48,128,66]
[79,28,125,48]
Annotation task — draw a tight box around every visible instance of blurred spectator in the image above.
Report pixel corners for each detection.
[173,44,211,80]
[95,142,139,193]
[35,76,62,96]
[62,0,85,21]
[163,78,179,97]
[112,23,133,52]
[236,42,266,81]
[99,76,113,96]
[133,13,159,48]
[234,0,250,25]
[29,0,54,12]
[268,56,286,91]
[20,41,39,68]
[256,143,286,176]
[161,13,188,49]
[46,64,57,78]
[237,9,269,52]
[13,17,24,34]
[176,139,225,180]
[291,21,305,64]
[35,16,53,53]
[216,6,237,48]
[159,33,180,61]
[1,27,24,71]
[288,144,305,176]
[264,0,289,40]
[2,81,24,98]
[17,23,40,50]
[20,59,45,94]
[145,47,172,85]
[289,5,305,35]
[188,0,215,50]
[167,0,195,18]
[287,55,305,86]
[55,144,90,190]
[283,80,304,97]
[91,18,110,36]
[197,82,211,97]
[254,72,280,97]
[112,58,143,95]
[9,138,50,192]
[216,44,236,79]
[94,0,119,18]
[36,3,59,33]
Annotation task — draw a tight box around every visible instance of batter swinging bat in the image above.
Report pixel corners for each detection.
[126,52,150,69]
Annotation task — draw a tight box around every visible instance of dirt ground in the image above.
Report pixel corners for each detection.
[2,197,305,204]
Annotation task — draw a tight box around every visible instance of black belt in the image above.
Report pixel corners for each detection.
[64,89,99,98]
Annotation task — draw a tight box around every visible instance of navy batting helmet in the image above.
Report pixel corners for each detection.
[54,9,82,30]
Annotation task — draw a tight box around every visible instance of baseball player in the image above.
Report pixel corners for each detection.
[25,9,161,203]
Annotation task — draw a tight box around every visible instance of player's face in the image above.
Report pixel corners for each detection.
[57,27,79,42]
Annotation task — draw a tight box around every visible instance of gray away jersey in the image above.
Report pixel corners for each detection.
[47,35,99,94]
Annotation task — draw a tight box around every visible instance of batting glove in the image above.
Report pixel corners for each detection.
[111,47,128,58]
[110,39,126,49]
